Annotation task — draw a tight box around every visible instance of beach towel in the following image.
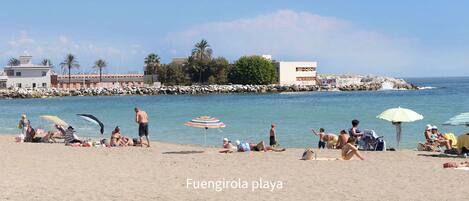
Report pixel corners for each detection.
[443,133,458,148]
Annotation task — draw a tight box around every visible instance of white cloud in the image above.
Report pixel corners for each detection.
[165,10,464,76]
[1,32,143,72]
[8,31,35,48]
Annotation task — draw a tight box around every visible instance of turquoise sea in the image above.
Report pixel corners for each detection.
[1,77,468,148]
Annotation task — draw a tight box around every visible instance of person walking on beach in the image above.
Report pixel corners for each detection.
[269,123,278,147]
[135,107,150,147]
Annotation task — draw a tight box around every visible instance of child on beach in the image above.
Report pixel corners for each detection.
[312,128,338,149]
[312,128,326,149]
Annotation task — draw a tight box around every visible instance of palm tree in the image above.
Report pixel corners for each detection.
[144,53,160,83]
[191,39,213,83]
[93,59,107,82]
[191,39,212,62]
[60,54,80,88]
[41,58,53,67]
[7,57,20,66]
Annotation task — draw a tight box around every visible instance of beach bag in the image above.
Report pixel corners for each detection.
[301,148,315,160]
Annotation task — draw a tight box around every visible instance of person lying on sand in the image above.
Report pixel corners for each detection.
[132,138,148,147]
[443,161,469,168]
[250,141,286,152]
[219,138,237,153]
[341,137,365,160]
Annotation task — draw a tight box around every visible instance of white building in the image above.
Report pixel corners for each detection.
[275,61,318,86]
[0,72,7,89]
[3,54,52,89]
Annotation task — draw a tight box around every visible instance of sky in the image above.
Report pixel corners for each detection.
[0,0,468,77]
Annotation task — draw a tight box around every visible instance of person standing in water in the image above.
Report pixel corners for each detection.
[135,107,150,147]
[269,123,278,147]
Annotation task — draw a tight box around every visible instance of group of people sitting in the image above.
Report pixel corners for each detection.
[16,115,66,143]
[419,124,469,155]
[310,119,366,160]
[16,115,149,147]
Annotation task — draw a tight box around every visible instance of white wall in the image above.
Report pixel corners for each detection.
[6,68,51,88]
[277,61,317,86]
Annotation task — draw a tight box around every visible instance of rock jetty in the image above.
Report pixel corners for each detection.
[0,75,417,99]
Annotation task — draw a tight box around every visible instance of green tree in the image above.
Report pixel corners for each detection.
[60,54,80,88]
[157,63,189,86]
[93,59,107,82]
[144,53,160,83]
[208,57,231,84]
[190,39,213,83]
[229,55,277,85]
[7,57,20,66]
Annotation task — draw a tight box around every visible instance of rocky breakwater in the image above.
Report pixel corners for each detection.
[0,85,320,99]
[0,76,417,99]
[318,74,418,91]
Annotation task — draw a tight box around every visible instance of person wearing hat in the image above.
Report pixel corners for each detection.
[431,126,451,150]
[423,124,435,143]
[219,138,236,153]
[18,114,30,139]
[64,126,83,145]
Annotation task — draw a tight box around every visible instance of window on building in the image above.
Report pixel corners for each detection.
[15,72,22,76]
[295,67,316,72]
[296,76,315,81]
[42,71,47,76]
[16,83,22,88]
[6,70,14,76]
[42,83,47,87]
[32,83,37,88]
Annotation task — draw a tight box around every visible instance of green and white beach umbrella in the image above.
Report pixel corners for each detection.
[377,107,424,147]
[443,112,469,126]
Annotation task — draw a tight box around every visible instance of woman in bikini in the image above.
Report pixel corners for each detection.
[341,137,365,160]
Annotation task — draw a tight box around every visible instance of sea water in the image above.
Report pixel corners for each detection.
[0,77,468,148]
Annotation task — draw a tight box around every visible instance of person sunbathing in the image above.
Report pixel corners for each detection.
[425,126,451,150]
[341,138,365,160]
[219,138,237,153]
[249,141,286,152]
[110,127,133,147]
[443,161,469,168]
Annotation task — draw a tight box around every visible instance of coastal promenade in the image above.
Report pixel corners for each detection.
[0,135,467,201]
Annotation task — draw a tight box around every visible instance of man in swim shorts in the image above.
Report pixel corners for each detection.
[135,107,150,147]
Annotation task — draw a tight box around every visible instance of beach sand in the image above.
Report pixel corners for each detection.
[1,135,468,201]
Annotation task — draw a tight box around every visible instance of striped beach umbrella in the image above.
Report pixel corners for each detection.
[185,116,225,145]
[444,112,469,126]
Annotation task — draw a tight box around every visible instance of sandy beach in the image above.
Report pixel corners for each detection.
[0,135,468,201]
